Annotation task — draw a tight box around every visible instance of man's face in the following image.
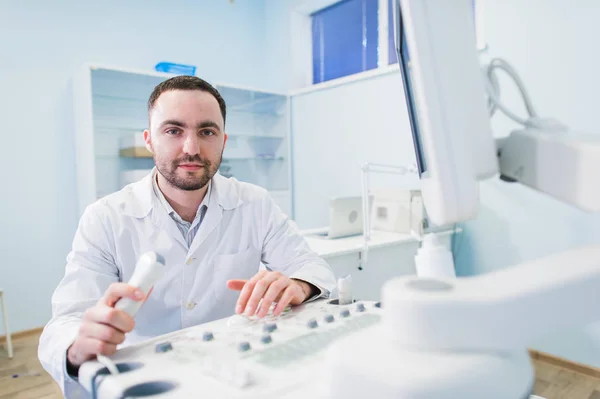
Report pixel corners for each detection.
[144,90,227,191]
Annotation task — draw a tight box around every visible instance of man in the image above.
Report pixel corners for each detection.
[38,76,336,397]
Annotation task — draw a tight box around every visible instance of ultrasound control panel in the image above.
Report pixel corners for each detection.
[78,299,383,399]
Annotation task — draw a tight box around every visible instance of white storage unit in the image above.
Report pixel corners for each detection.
[73,64,292,217]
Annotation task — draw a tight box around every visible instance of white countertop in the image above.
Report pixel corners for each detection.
[300,227,459,259]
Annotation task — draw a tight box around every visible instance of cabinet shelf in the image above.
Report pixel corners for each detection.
[223,156,284,161]
[93,93,147,104]
[229,135,284,140]
[119,147,153,158]
[217,85,287,115]
[75,63,293,218]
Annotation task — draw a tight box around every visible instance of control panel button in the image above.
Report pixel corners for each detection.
[307,318,318,329]
[238,341,251,352]
[263,323,278,333]
[261,334,272,344]
[202,331,214,341]
[155,342,173,353]
[185,302,196,310]
[374,301,382,308]
[356,303,366,312]
[340,309,350,318]
[324,314,335,323]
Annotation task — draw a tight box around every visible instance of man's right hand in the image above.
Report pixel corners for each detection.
[66,283,146,371]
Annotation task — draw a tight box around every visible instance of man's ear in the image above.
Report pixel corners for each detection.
[223,132,228,147]
[143,129,154,154]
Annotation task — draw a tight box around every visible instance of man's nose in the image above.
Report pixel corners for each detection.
[182,134,201,155]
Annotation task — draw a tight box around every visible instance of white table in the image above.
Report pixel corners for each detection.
[300,228,459,301]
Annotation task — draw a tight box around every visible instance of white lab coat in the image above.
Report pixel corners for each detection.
[38,170,336,398]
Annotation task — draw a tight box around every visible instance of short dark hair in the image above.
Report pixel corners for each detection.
[147,75,227,124]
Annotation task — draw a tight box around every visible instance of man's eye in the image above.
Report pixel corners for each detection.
[166,129,180,135]
[201,130,215,136]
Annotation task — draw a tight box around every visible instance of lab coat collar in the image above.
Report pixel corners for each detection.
[122,168,243,219]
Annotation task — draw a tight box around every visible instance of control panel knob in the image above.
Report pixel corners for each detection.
[324,314,335,323]
[263,323,278,333]
[155,341,173,353]
[340,309,350,318]
[374,301,382,308]
[238,341,251,352]
[356,303,366,312]
[307,318,318,329]
[261,334,273,344]
[202,331,214,341]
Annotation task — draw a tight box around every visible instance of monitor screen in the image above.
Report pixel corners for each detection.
[393,1,427,178]
[389,0,496,225]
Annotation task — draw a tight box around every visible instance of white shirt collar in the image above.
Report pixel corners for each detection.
[151,169,212,223]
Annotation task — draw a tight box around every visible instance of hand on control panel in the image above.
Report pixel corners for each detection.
[66,283,152,374]
[227,270,315,318]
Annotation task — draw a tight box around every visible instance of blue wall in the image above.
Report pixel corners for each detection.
[0,0,269,333]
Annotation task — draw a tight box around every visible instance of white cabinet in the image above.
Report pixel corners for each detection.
[303,229,456,301]
[73,64,292,217]
[321,246,418,301]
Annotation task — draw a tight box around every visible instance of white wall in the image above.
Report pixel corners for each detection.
[0,0,270,333]
[290,69,419,229]
[264,0,293,93]
[264,0,345,92]
[457,0,600,367]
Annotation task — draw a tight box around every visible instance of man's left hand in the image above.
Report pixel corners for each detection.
[227,271,314,318]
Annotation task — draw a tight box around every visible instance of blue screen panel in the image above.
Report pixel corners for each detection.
[312,0,379,84]
[388,0,409,65]
[391,0,427,175]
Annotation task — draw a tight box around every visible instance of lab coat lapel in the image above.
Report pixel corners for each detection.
[151,200,188,250]
[187,200,222,256]
[187,173,243,256]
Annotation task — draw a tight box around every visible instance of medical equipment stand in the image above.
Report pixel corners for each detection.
[0,289,13,359]
[360,162,418,270]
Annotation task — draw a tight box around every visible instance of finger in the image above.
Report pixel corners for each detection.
[84,305,135,333]
[79,322,126,345]
[235,270,268,314]
[78,336,118,358]
[226,280,247,291]
[273,285,299,316]
[90,337,118,357]
[102,283,144,307]
[257,277,290,318]
[143,286,154,305]
[243,272,281,317]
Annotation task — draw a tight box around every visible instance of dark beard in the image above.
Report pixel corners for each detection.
[157,153,221,191]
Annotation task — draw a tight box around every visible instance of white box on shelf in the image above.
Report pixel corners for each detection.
[371,189,424,234]
[119,132,152,158]
[119,133,146,150]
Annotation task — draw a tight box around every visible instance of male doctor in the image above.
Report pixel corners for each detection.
[38,75,336,397]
